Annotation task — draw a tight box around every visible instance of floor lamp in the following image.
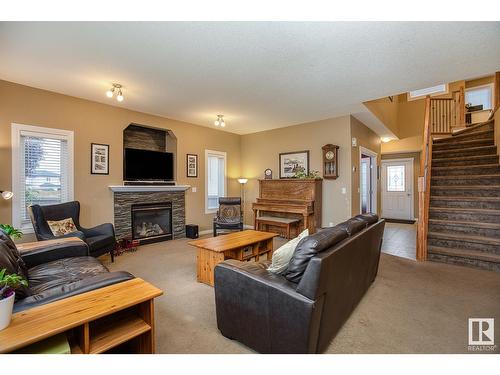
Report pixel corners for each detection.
[237,178,248,225]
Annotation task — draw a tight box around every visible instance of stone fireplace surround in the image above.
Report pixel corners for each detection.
[109,185,190,241]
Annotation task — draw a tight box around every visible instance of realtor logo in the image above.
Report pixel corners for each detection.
[468,318,494,346]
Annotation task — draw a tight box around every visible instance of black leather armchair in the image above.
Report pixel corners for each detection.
[28,201,116,262]
[0,228,133,313]
[214,214,385,353]
[213,197,244,237]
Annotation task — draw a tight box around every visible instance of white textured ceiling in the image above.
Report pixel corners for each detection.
[1,22,499,135]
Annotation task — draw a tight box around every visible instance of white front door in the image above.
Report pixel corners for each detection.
[381,159,413,220]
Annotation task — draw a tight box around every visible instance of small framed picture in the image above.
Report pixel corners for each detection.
[186,154,198,178]
[91,143,109,175]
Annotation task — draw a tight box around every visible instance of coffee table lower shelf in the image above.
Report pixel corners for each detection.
[0,278,162,354]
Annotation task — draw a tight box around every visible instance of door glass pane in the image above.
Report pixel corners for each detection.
[387,165,405,192]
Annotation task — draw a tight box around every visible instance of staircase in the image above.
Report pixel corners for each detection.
[427,118,500,271]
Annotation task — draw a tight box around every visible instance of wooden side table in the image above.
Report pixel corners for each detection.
[0,278,163,354]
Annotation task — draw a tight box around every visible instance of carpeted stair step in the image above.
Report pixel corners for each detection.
[432,154,499,167]
[431,164,500,176]
[427,246,500,272]
[432,145,497,158]
[430,196,500,210]
[427,231,500,254]
[431,185,500,197]
[433,129,494,144]
[451,119,494,136]
[428,219,500,237]
[431,174,500,186]
[429,206,500,223]
[432,138,494,151]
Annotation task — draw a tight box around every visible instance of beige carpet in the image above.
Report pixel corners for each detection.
[106,234,500,354]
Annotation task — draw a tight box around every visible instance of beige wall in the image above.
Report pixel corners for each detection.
[0,80,241,233]
[350,116,381,216]
[381,152,421,219]
[363,97,399,137]
[240,116,352,227]
[466,76,494,89]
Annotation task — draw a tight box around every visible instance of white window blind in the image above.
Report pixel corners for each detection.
[12,124,74,231]
[465,85,493,110]
[205,150,226,212]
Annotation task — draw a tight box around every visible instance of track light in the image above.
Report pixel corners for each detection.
[106,83,124,102]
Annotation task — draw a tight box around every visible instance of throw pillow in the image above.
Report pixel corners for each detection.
[267,228,309,274]
[47,218,77,237]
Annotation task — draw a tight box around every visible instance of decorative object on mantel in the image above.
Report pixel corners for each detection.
[279,150,309,179]
[105,83,124,102]
[186,154,198,178]
[264,168,273,179]
[91,143,109,175]
[322,144,339,179]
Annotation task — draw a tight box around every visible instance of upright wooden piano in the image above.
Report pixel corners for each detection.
[252,179,322,236]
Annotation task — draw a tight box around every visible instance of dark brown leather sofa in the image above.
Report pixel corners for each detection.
[214,214,385,353]
[0,229,133,313]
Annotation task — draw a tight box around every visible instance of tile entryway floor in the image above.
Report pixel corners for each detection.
[381,222,416,260]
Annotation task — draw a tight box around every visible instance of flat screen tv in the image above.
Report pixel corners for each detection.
[124,148,174,181]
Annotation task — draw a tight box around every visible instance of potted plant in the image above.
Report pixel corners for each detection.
[0,269,28,330]
[0,224,23,239]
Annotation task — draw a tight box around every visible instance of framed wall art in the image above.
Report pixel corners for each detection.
[186,154,198,178]
[279,150,309,179]
[91,143,109,175]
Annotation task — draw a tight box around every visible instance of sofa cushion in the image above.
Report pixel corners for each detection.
[354,213,379,226]
[28,256,109,294]
[267,229,309,274]
[284,227,348,283]
[337,217,367,236]
[0,229,30,299]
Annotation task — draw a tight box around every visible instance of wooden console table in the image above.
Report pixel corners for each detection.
[0,278,163,354]
[189,230,277,286]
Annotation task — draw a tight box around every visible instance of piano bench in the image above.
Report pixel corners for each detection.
[255,216,301,239]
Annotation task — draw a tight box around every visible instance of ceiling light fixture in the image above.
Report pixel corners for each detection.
[106,83,124,102]
[214,115,225,128]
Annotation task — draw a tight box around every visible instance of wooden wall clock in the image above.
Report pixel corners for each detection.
[322,144,339,179]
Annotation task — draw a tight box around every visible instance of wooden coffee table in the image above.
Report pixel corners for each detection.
[189,230,277,286]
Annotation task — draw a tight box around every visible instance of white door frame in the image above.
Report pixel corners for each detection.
[381,158,414,220]
[359,146,378,214]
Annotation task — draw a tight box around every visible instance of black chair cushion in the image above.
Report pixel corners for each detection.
[28,256,109,294]
[85,234,115,252]
[284,227,348,283]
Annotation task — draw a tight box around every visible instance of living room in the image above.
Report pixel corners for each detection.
[1,3,500,374]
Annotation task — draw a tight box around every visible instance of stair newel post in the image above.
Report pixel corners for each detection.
[417,96,432,261]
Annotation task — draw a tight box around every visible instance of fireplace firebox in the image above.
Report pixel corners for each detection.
[131,202,173,244]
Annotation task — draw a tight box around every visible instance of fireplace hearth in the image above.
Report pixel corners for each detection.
[131,202,173,244]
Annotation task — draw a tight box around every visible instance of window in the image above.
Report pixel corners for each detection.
[387,165,405,192]
[408,84,448,100]
[205,149,226,213]
[11,124,74,232]
[465,85,493,110]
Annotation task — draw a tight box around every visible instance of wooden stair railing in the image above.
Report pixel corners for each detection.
[416,96,432,261]
[429,88,465,134]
